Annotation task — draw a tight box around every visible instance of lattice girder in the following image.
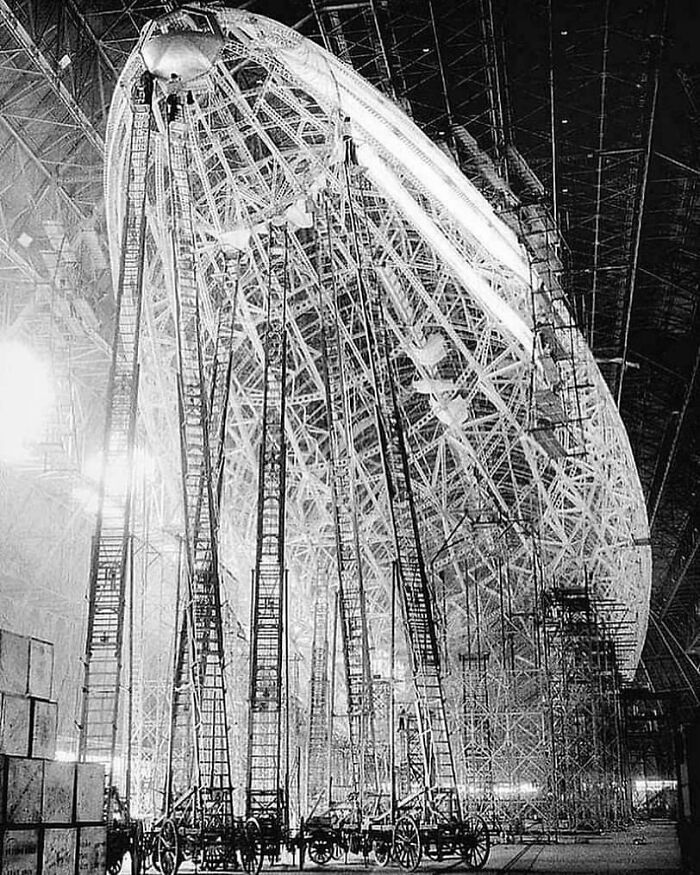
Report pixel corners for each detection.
[104,8,651,785]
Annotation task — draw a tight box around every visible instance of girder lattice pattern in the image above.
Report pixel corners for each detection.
[104,5,651,807]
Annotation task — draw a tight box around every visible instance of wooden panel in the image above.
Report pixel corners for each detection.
[74,763,104,823]
[1,756,44,824]
[27,639,54,700]
[0,827,39,875]
[76,825,106,874]
[29,699,58,760]
[42,761,75,824]
[0,631,29,696]
[41,827,77,875]
[0,693,30,757]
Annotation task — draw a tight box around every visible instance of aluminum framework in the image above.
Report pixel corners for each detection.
[103,5,652,816]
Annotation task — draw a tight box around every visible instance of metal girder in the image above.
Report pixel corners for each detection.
[0,0,108,296]
[105,8,652,721]
[614,1,667,407]
[647,340,700,530]
[656,512,700,626]
[0,116,88,224]
[0,0,104,153]
[0,229,43,283]
[647,612,700,709]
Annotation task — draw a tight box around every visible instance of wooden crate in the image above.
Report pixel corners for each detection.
[74,763,104,823]
[1,756,44,824]
[0,693,30,757]
[41,826,77,875]
[27,638,54,700]
[0,631,29,696]
[29,699,58,759]
[76,825,106,875]
[0,827,39,875]
[42,761,75,824]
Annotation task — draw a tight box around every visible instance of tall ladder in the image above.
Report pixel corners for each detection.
[167,260,238,807]
[306,575,330,812]
[396,707,425,800]
[344,158,460,819]
[316,200,378,816]
[246,225,289,825]
[209,259,238,511]
[78,72,153,793]
[165,94,232,820]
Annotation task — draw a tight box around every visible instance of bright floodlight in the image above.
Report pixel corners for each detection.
[0,339,53,462]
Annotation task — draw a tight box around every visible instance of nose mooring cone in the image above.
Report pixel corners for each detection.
[141,29,224,85]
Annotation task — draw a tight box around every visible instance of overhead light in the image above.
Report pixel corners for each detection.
[17,232,32,248]
[59,54,72,70]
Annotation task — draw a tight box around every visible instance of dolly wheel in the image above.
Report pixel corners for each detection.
[393,815,422,871]
[308,838,333,866]
[155,818,180,875]
[461,815,490,870]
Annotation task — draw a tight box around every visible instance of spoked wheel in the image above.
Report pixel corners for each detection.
[155,818,180,875]
[393,815,422,871]
[241,817,263,875]
[373,839,391,867]
[308,838,333,866]
[460,815,490,870]
[131,821,145,875]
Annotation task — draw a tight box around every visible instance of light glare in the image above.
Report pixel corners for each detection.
[0,339,53,462]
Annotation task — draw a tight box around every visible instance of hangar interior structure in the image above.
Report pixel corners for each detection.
[0,0,698,872]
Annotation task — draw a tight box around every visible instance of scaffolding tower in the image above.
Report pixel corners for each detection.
[306,576,331,812]
[543,584,629,832]
[78,70,153,802]
[163,92,234,833]
[315,197,379,817]
[246,224,289,830]
[345,157,460,819]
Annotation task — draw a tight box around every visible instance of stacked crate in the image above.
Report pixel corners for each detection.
[0,629,107,874]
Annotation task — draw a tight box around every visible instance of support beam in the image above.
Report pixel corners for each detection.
[0,0,104,155]
[615,5,667,406]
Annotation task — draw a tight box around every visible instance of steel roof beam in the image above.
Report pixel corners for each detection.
[0,0,104,155]
[615,3,668,407]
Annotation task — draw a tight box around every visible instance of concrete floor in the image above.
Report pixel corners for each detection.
[135,821,684,874]
[299,822,684,874]
[476,821,682,872]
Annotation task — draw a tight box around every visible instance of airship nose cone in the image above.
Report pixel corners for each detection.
[141,31,224,85]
